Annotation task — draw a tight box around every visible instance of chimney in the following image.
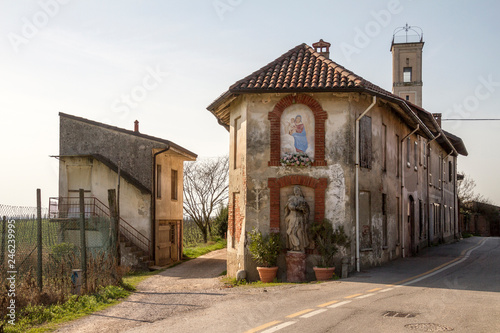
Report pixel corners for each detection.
[134,120,139,132]
[433,113,442,128]
[312,39,331,59]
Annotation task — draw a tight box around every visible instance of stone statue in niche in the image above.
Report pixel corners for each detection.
[284,186,310,252]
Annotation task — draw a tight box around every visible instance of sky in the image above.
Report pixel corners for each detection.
[1,0,500,207]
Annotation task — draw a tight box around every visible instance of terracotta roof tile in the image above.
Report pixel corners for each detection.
[207,42,467,156]
[229,43,386,94]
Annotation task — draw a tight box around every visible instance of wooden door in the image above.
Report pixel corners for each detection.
[156,221,172,266]
[156,220,180,266]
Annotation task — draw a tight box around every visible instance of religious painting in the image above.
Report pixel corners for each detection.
[280,104,315,160]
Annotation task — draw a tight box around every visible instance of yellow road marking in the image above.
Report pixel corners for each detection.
[244,320,282,333]
[317,300,339,307]
[345,293,363,299]
[391,238,487,286]
[286,309,314,318]
[367,287,382,292]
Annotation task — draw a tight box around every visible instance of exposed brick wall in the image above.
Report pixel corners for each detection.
[234,192,242,242]
[228,192,243,245]
[268,94,328,166]
[268,175,328,232]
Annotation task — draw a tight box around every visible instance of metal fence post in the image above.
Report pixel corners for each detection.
[1,216,6,269]
[108,189,120,264]
[79,189,87,292]
[37,189,43,292]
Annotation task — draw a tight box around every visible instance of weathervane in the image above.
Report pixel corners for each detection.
[392,23,423,43]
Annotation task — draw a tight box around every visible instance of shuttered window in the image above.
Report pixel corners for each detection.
[359,116,372,169]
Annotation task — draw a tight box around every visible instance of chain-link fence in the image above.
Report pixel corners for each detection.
[0,190,121,320]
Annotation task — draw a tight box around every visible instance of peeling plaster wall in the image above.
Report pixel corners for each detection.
[60,115,170,192]
[227,97,248,277]
[226,91,460,280]
[59,156,151,240]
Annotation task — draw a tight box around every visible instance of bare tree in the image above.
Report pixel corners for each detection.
[457,173,488,205]
[183,156,229,243]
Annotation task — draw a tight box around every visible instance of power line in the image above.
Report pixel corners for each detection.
[442,118,500,121]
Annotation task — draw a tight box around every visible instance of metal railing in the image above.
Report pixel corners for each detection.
[49,197,151,258]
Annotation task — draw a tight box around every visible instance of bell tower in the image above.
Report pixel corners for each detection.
[391,24,424,107]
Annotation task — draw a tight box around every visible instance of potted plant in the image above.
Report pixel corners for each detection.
[310,220,350,281]
[247,228,283,283]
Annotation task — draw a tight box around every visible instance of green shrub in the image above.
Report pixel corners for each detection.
[247,229,282,267]
[51,242,76,261]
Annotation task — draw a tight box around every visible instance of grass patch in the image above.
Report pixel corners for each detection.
[221,276,299,288]
[2,285,130,333]
[5,238,227,332]
[121,269,167,290]
[183,238,226,259]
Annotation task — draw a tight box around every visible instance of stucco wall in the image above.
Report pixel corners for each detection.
[227,98,248,277]
[59,156,151,240]
[154,150,185,221]
[60,115,170,191]
[226,91,460,280]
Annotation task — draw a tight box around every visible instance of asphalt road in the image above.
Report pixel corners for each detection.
[127,237,500,333]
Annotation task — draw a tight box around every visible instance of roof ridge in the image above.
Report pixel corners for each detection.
[59,112,197,158]
[229,43,308,91]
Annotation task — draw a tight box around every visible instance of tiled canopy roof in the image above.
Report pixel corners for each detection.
[207,42,467,156]
[229,43,387,94]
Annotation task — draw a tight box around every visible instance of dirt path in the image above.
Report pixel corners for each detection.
[55,249,229,333]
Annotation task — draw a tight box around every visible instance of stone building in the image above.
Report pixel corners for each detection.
[207,36,467,281]
[460,201,500,237]
[55,113,197,267]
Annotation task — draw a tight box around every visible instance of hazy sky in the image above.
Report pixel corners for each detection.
[1,0,499,207]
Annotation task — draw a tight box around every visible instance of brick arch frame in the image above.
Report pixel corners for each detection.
[268,94,328,166]
[268,175,328,233]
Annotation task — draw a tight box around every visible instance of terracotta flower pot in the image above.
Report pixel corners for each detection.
[313,266,335,281]
[257,266,278,283]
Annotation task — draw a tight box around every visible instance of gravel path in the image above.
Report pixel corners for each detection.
[55,249,229,333]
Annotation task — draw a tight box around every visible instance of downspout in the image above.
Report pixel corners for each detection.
[442,151,453,241]
[355,95,376,272]
[152,145,170,260]
[400,125,419,258]
[426,133,440,246]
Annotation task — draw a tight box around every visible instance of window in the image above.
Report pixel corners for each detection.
[429,148,433,185]
[382,194,387,247]
[233,116,241,169]
[406,95,409,101]
[406,138,411,168]
[423,140,427,168]
[396,134,400,177]
[359,116,372,169]
[414,141,418,170]
[382,124,387,171]
[449,161,453,182]
[403,67,412,82]
[438,155,443,189]
[397,197,400,244]
[419,200,423,238]
[170,223,175,242]
[171,169,178,200]
[156,165,161,199]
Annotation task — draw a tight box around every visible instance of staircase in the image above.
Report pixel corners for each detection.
[49,196,153,270]
[119,234,154,270]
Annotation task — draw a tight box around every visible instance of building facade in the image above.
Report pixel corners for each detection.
[208,40,467,281]
[56,113,197,267]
